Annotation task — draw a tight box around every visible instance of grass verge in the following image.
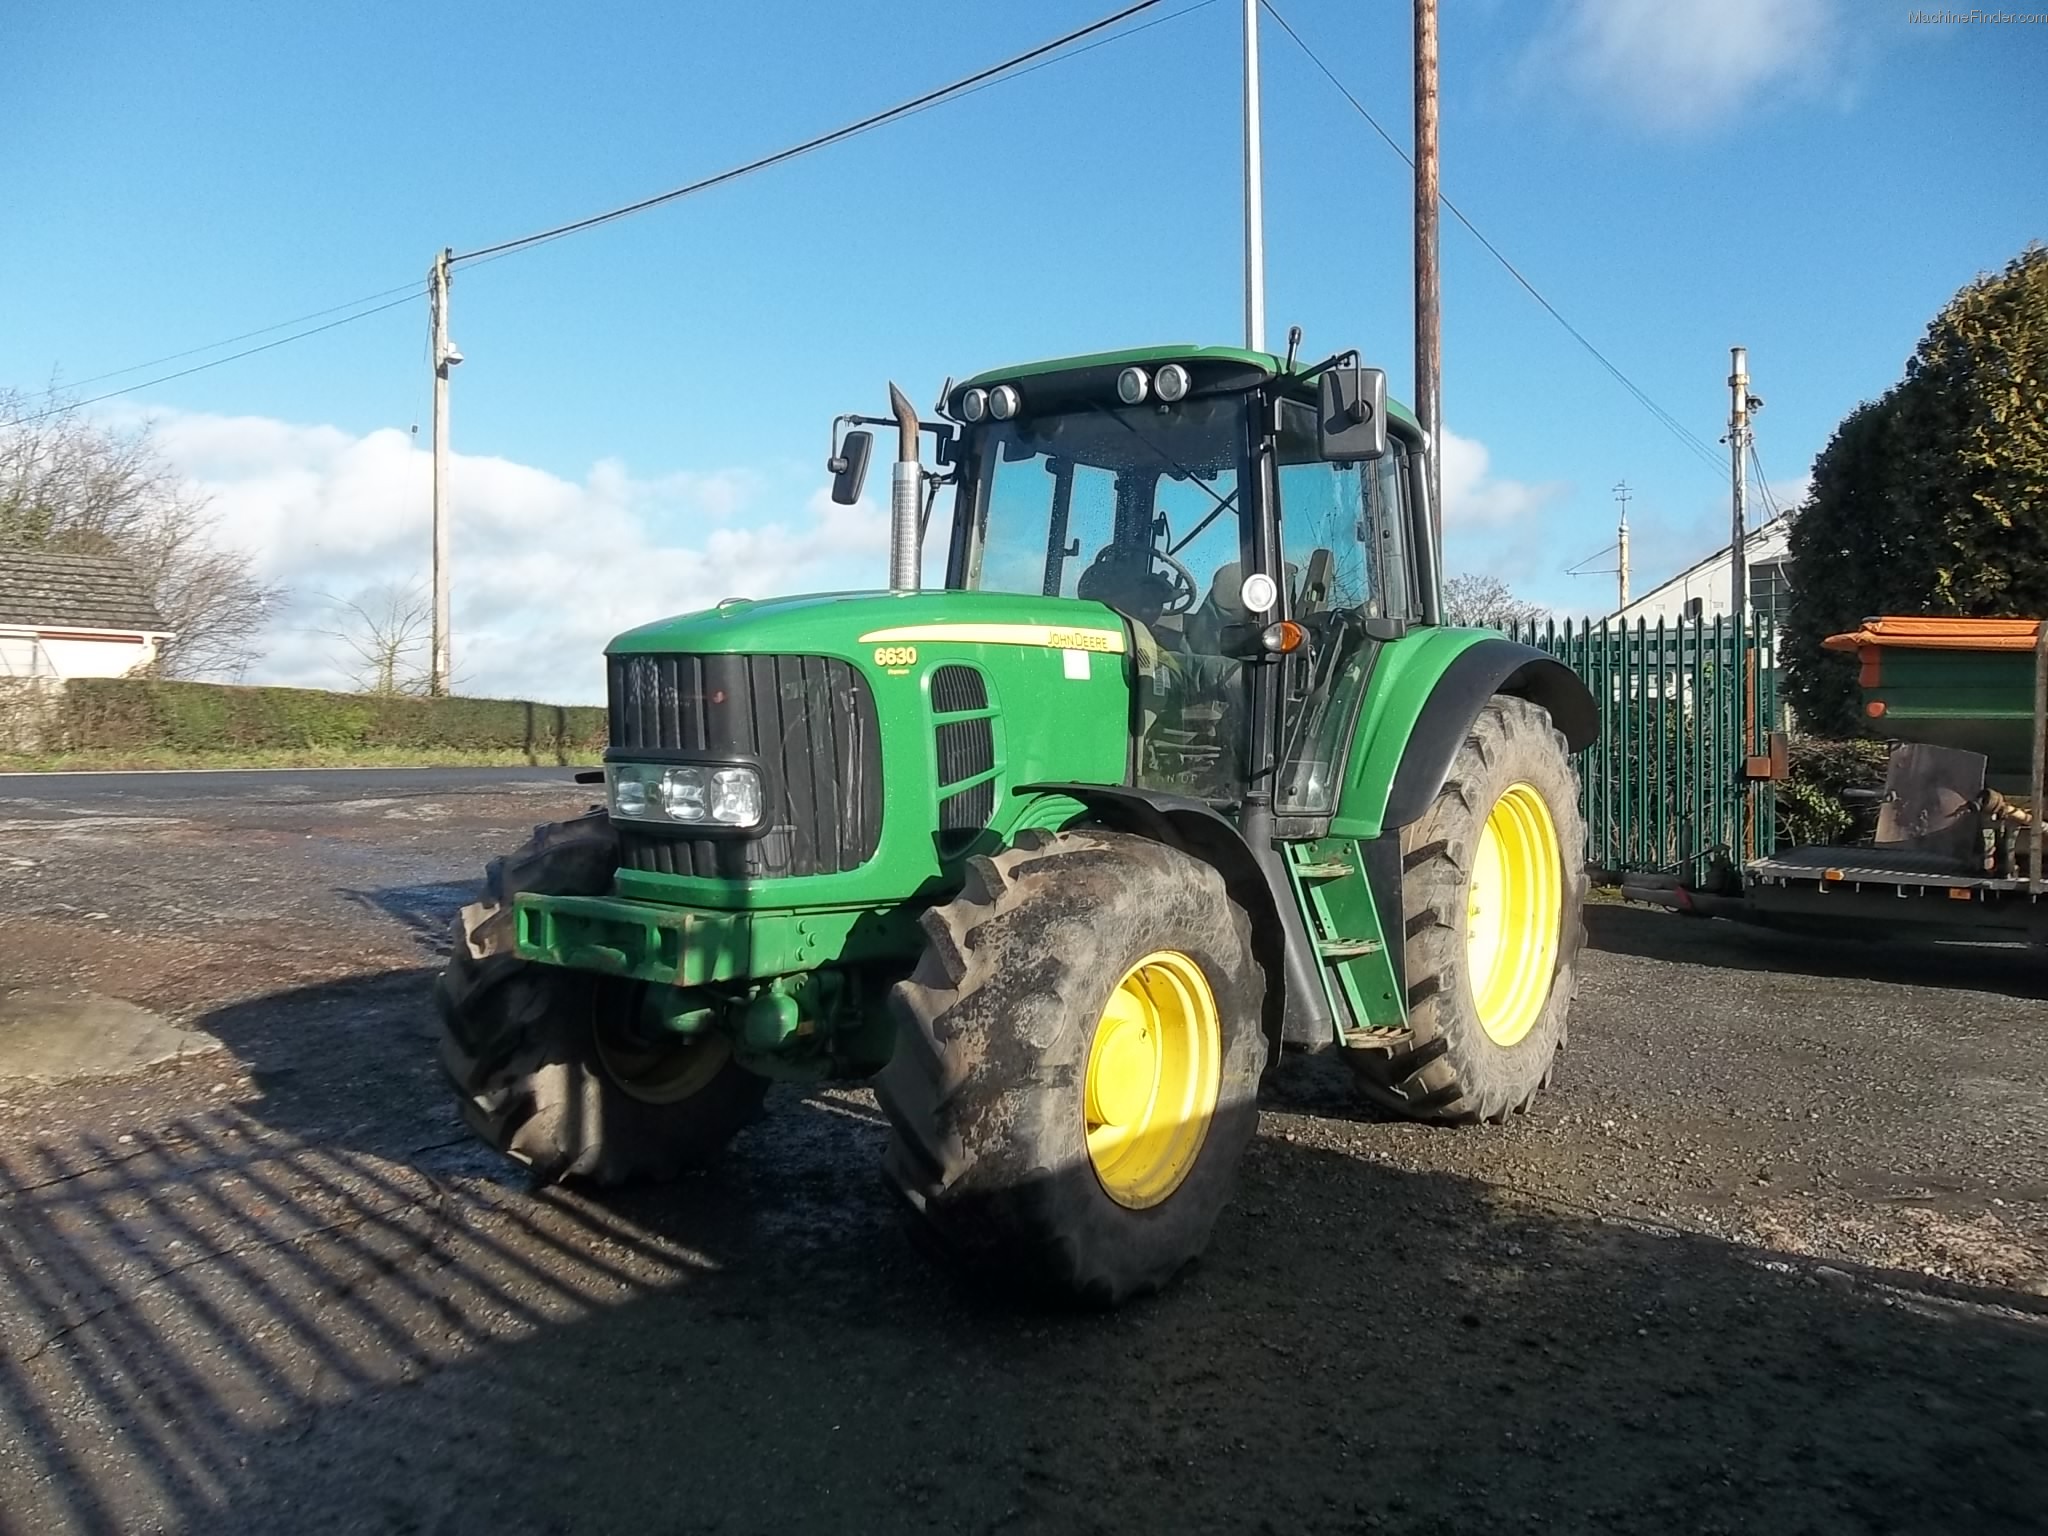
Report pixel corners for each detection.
[0,747,597,773]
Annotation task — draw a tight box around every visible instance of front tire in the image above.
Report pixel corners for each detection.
[1348,694,1587,1122]
[435,811,767,1183]
[874,828,1267,1306]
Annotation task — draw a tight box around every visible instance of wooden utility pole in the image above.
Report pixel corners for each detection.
[428,247,455,696]
[1414,0,1441,533]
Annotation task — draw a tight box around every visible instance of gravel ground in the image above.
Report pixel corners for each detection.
[0,771,2043,1536]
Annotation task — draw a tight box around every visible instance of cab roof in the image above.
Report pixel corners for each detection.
[957,343,1423,434]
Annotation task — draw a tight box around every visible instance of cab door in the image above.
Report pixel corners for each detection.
[1272,402,1415,819]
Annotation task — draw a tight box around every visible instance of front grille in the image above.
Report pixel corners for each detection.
[608,653,882,878]
[931,664,996,855]
[930,663,989,714]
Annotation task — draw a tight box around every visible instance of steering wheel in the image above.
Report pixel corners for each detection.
[1152,548,1198,615]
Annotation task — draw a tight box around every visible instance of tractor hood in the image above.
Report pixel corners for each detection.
[607,589,1133,661]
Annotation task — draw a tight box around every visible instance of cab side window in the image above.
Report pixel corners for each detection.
[1368,440,1416,620]
[1275,402,1371,616]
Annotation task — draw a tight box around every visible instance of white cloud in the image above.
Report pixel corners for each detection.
[146,410,888,704]
[1438,426,1565,528]
[1526,0,1839,133]
[138,409,1560,701]
[1759,469,1812,517]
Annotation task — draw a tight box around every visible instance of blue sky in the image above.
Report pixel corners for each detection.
[3,0,2042,698]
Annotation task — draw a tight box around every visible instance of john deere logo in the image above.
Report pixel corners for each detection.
[1046,629,1116,653]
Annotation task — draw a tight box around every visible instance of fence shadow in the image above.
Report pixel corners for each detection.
[1585,900,2048,1001]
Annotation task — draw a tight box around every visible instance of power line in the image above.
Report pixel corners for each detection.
[0,291,424,427]
[12,1,1210,420]
[453,0,1192,266]
[1258,0,1728,479]
[60,282,428,391]
[1748,442,1783,520]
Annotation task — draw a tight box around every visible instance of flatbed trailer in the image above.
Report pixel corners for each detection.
[1624,616,2048,945]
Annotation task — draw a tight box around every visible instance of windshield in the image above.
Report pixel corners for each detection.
[957,394,1253,805]
[960,396,1249,620]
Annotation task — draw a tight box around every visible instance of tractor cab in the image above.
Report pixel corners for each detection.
[831,344,1436,810]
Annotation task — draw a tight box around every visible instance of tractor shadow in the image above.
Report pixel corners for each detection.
[1584,900,2048,1001]
[0,956,2043,1534]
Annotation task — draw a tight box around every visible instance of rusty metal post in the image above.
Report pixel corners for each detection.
[2031,619,2046,896]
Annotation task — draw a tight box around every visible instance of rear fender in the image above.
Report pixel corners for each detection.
[1333,634,1596,839]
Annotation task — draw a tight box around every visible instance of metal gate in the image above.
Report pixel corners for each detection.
[1507,617,1778,882]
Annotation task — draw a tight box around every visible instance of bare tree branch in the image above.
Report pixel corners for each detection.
[1442,572,1549,629]
[0,385,284,678]
[315,583,435,696]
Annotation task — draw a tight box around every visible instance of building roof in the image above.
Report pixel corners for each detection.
[0,550,170,632]
[1607,514,1794,622]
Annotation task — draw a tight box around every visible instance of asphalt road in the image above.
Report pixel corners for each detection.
[0,766,587,805]
[0,775,2043,1536]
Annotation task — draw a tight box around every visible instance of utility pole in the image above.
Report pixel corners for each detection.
[1613,480,1632,612]
[1414,0,1442,533]
[428,247,456,697]
[1242,0,1265,352]
[1727,345,1750,627]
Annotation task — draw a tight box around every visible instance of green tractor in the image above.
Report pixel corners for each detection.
[438,342,1595,1304]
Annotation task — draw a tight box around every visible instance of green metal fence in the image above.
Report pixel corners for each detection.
[1507,617,1778,881]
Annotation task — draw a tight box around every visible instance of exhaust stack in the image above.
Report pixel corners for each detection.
[887,382,921,592]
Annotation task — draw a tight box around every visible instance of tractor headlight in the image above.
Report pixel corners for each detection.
[709,766,763,827]
[988,384,1021,420]
[610,767,652,819]
[607,762,760,828]
[1116,366,1150,405]
[1153,363,1190,402]
[660,766,708,822]
[959,386,988,423]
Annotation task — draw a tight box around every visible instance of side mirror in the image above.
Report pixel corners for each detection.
[1318,366,1388,462]
[828,429,873,506]
[1300,546,1334,613]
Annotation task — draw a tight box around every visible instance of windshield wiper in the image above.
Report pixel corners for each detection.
[1082,400,1241,557]
[1169,490,1240,558]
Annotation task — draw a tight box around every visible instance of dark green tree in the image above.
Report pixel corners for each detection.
[1784,245,2048,736]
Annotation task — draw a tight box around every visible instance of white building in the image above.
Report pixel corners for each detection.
[1605,514,1794,631]
[0,551,175,680]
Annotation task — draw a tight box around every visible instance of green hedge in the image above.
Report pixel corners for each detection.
[1775,736,1893,848]
[60,679,606,760]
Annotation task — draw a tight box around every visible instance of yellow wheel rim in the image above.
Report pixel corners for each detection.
[594,1029,732,1105]
[1083,950,1221,1209]
[1465,782,1564,1048]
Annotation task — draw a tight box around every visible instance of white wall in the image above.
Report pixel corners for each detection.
[0,634,51,678]
[1611,520,1792,626]
[0,629,161,680]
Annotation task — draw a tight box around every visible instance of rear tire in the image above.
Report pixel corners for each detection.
[435,811,767,1183]
[1348,695,1586,1123]
[874,828,1267,1306]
